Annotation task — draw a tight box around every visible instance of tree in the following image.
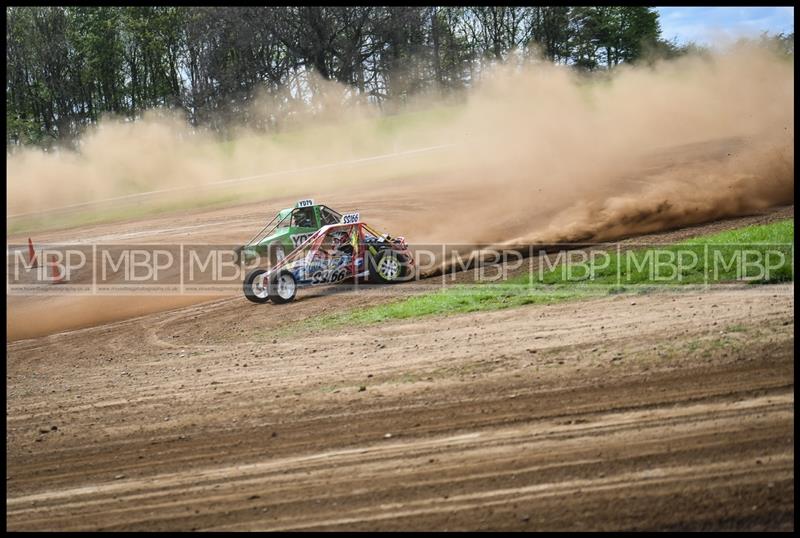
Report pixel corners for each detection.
[7,7,84,146]
[7,5,691,148]
[614,7,661,65]
[529,7,572,63]
[569,6,661,69]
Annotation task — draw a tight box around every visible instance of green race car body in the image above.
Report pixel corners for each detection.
[240,200,343,264]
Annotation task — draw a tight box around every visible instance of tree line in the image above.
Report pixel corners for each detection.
[4,6,787,149]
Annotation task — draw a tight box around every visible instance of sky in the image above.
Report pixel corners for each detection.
[657,6,794,46]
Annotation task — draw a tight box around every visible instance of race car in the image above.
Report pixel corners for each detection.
[236,199,344,265]
[242,212,414,304]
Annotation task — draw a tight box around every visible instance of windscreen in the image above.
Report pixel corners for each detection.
[291,207,316,228]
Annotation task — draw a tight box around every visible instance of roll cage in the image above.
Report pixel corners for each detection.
[265,220,391,279]
[242,204,344,251]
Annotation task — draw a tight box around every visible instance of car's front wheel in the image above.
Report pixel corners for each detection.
[269,270,298,304]
[243,269,271,304]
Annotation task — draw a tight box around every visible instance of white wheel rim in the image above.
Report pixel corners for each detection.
[277,274,295,299]
[252,274,269,299]
[379,256,399,280]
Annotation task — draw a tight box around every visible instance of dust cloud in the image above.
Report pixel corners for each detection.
[6,42,794,245]
[411,42,794,245]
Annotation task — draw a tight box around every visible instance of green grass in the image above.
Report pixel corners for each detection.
[289,285,599,333]
[274,283,605,337]
[281,219,794,333]
[531,219,794,286]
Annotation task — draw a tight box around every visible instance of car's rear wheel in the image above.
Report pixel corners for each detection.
[369,250,405,283]
[269,270,297,304]
[243,269,271,304]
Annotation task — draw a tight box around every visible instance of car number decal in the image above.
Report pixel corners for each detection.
[291,233,312,247]
[296,199,314,208]
[309,265,351,285]
[341,212,360,224]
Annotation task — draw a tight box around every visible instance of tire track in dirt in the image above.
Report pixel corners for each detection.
[6,282,794,531]
[6,386,793,531]
[7,390,791,510]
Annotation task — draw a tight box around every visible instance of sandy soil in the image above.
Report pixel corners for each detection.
[6,280,794,531]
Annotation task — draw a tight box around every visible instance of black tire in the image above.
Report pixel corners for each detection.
[268,270,298,304]
[243,268,271,304]
[369,249,406,284]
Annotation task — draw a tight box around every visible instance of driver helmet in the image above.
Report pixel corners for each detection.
[330,231,349,249]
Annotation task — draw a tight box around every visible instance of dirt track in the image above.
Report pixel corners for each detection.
[6,279,794,530]
[5,139,795,529]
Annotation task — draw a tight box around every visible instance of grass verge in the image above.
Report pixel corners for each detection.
[533,218,794,286]
[283,285,600,335]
